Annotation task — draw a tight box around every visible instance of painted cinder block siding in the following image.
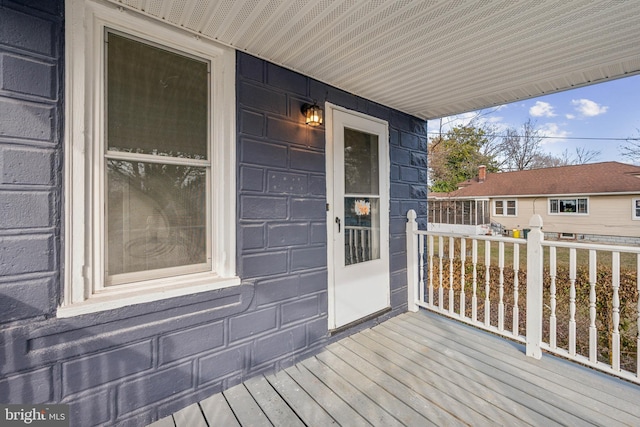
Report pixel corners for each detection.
[0,1,428,426]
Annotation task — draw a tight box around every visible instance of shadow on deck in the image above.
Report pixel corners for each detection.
[149,310,640,426]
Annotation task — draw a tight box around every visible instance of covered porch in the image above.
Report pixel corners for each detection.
[150,310,640,426]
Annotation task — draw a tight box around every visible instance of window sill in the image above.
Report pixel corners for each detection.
[548,213,589,216]
[57,274,241,318]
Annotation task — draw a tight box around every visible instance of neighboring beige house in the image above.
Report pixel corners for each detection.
[428,162,640,244]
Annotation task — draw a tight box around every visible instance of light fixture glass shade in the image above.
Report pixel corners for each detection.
[303,103,323,126]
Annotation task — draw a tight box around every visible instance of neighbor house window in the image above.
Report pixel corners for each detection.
[62,0,238,316]
[494,200,516,216]
[633,199,640,220]
[549,198,588,214]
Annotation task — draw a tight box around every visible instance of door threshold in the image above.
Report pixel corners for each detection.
[330,307,392,335]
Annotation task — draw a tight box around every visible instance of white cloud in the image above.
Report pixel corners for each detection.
[529,101,556,117]
[571,98,608,117]
[539,122,569,144]
[565,113,575,120]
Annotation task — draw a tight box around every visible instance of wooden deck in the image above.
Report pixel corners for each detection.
[149,310,640,426]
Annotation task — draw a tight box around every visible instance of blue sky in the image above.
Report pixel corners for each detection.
[434,74,640,164]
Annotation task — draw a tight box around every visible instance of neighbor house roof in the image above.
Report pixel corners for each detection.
[429,162,640,199]
[105,1,640,119]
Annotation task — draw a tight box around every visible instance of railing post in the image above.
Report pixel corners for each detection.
[526,214,544,359]
[406,209,419,312]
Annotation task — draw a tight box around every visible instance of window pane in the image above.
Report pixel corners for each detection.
[577,198,588,214]
[106,32,208,159]
[507,200,516,215]
[495,201,503,215]
[550,199,558,213]
[344,128,379,195]
[560,199,576,213]
[106,160,207,280]
[636,200,640,218]
[344,197,380,265]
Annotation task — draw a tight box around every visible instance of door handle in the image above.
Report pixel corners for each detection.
[335,217,341,233]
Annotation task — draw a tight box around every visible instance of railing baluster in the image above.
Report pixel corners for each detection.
[428,235,434,308]
[569,248,577,356]
[589,250,597,363]
[485,240,491,327]
[348,230,354,264]
[460,238,466,318]
[513,243,520,336]
[438,236,444,310]
[449,237,455,314]
[549,246,557,349]
[498,241,505,331]
[472,239,478,322]
[361,229,367,261]
[612,251,621,371]
[418,234,425,304]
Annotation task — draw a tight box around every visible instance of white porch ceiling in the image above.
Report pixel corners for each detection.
[111,0,640,119]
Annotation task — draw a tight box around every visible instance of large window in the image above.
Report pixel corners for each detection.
[549,198,588,214]
[105,31,211,285]
[494,200,517,216]
[62,0,237,316]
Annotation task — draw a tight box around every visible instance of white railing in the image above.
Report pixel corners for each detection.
[406,210,640,384]
[345,226,373,265]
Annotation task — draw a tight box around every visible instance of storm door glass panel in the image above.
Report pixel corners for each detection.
[105,30,210,285]
[344,128,380,266]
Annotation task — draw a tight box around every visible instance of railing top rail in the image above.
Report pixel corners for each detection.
[542,239,640,253]
[415,229,523,244]
[412,229,640,254]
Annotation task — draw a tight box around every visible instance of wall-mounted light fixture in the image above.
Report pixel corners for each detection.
[301,102,323,126]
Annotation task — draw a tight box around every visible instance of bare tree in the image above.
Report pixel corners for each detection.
[501,119,544,171]
[619,129,640,164]
[573,146,601,164]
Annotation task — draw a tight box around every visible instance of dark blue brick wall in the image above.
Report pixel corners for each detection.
[0,0,62,323]
[0,2,427,426]
[237,53,428,318]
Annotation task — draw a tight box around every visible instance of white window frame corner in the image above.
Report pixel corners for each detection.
[632,198,640,221]
[61,0,238,317]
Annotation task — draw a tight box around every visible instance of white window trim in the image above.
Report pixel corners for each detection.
[493,199,517,217]
[548,197,589,216]
[60,0,238,317]
[633,198,640,221]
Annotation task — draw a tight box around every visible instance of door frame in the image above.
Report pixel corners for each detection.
[325,103,391,331]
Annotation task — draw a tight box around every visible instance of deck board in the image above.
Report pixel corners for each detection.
[172,403,207,427]
[244,376,305,427]
[357,327,555,426]
[265,369,338,426]
[158,310,640,427]
[397,312,640,425]
[318,346,436,426]
[199,393,240,427]
[299,356,404,427]
[224,383,273,426]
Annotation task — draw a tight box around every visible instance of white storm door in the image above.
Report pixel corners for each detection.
[328,106,390,330]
